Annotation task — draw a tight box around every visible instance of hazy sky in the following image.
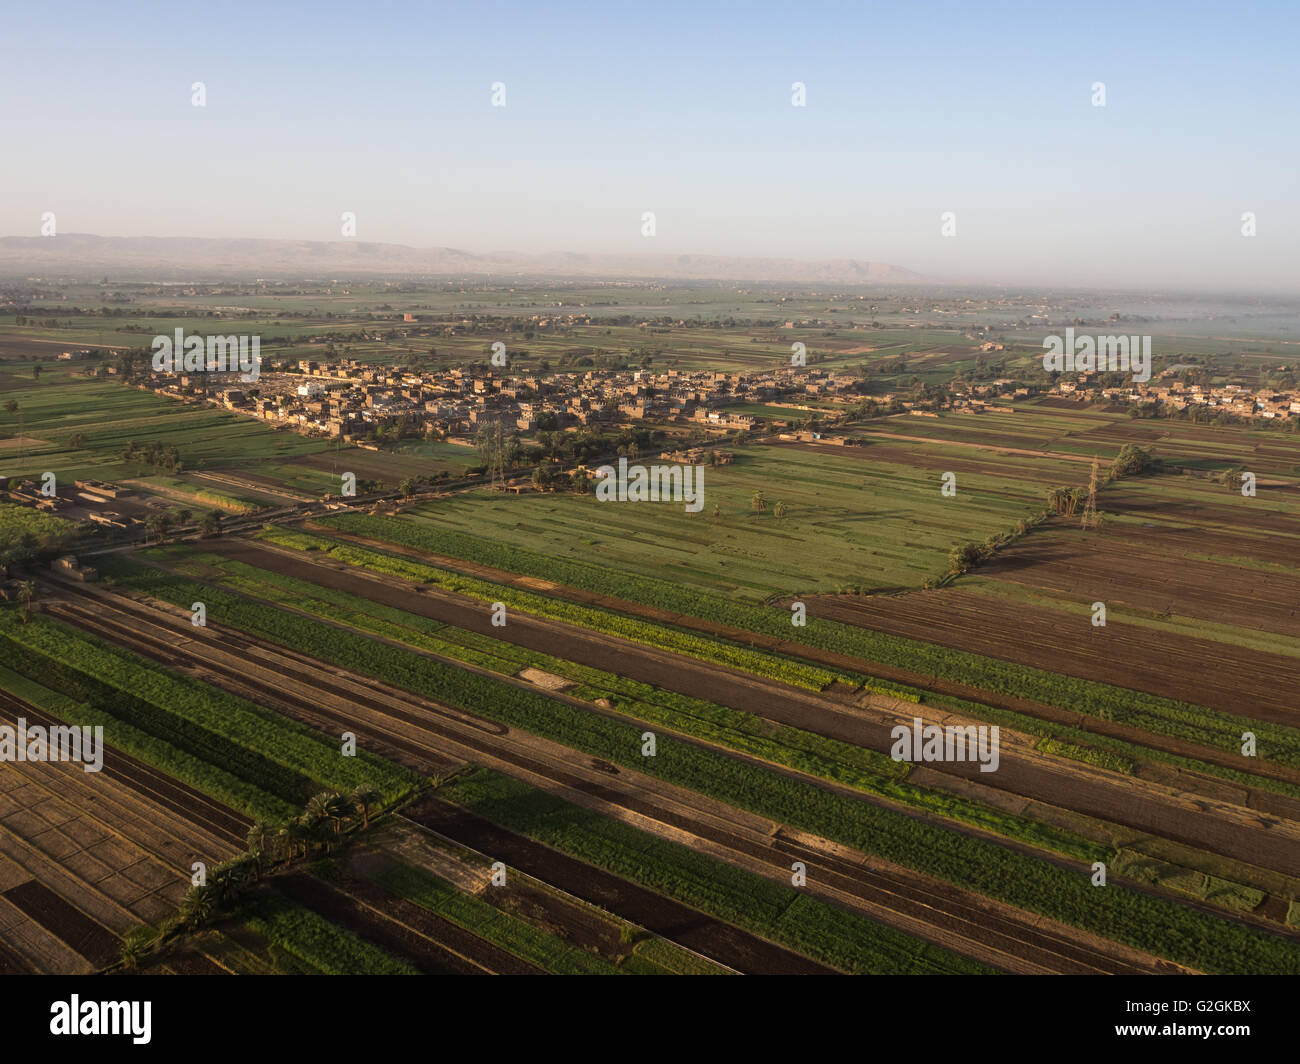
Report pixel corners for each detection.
[2,0,1297,290]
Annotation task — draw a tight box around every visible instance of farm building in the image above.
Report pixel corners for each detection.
[52,555,98,582]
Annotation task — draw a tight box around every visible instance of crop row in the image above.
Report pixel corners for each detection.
[437,768,992,975]
[319,514,1300,769]
[261,525,839,690]
[0,661,294,823]
[131,545,1100,861]
[0,609,416,815]
[240,890,418,975]
[369,861,622,975]
[95,556,1300,973]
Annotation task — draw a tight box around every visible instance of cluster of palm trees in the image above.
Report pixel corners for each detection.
[1046,485,1086,517]
[750,492,788,521]
[245,786,381,869]
[122,439,184,474]
[121,785,384,968]
[474,422,522,490]
[144,508,191,543]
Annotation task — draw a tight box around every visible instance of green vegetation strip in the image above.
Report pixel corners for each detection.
[240,891,418,975]
[0,662,293,823]
[436,769,990,975]
[262,524,838,691]
[0,609,416,820]
[370,861,622,975]
[95,555,1300,974]
[622,934,733,975]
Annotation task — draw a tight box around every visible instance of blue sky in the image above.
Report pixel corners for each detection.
[2,0,1296,289]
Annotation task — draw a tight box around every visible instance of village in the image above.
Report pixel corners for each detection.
[1046,368,1300,422]
[133,357,869,443]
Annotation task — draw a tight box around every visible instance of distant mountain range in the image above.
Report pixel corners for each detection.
[0,234,932,285]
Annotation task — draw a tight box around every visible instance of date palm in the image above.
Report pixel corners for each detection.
[324,793,353,834]
[179,884,215,929]
[351,785,380,828]
[119,926,154,971]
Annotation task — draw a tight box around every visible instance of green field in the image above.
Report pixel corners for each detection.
[381,443,1055,597]
[0,501,80,552]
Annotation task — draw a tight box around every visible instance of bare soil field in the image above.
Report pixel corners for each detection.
[979,524,1300,641]
[809,587,1300,728]
[796,435,1094,477]
[0,697,241,972]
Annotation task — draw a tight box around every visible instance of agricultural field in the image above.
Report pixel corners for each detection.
[0,502,80,556]
[370,440,1062,598]
[28,527,1295,973]
[0,370,474,518]
[806,415,1300,725]
[4,281,1300,983]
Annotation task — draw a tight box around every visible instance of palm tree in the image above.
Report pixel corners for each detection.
[145,512,172,544]
[296,812,325,852]
[773,501,787,522]
[751,491,767,514]
[119,926,154,971]
[286,819,313,860]
[324,793,353,834]
[246,822,267,860]
[273,826,294,865]
[179,884,215,929]
[1047,486,1073,516]
[210,868,238,906]
[351,786,380,828]
[17,581,34,623]
[304,792,334,828]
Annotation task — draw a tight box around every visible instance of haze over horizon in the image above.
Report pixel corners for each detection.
[2,0,1297,292]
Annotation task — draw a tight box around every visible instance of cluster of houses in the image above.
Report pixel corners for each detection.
[0,475,154,532]
[1050,373,1300,421]
[0,474,65,513]
[140,359,864,443]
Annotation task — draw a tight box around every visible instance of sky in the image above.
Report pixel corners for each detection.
[1,0,1297,291]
